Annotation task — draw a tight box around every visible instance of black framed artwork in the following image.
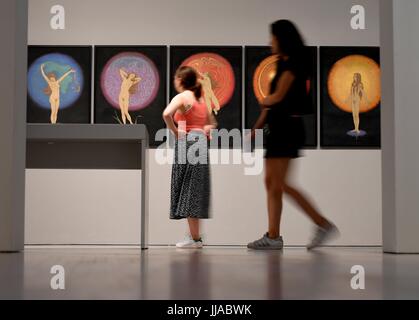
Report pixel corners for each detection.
[94,46,167,147]
[170,46,242,148]
[320,46,381,148]
[27,46,92,124]
[244,46,318,148]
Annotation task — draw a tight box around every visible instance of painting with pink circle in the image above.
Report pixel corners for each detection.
[95,46,167,147]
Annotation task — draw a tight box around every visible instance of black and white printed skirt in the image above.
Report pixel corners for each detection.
[170,131,211,220]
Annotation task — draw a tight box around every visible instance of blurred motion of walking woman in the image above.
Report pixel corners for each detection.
[163,66,217,249]
[248,20,339,250]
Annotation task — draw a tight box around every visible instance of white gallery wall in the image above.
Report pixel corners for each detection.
[25,0,382,246]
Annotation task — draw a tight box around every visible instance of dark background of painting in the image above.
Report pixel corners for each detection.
[244,46,318,148]
[94,46,167,147]
[320,46,381,149]
[170,46,242,148]
[27,46,92,124]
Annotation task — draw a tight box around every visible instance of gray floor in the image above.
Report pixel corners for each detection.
[1,247,418,300]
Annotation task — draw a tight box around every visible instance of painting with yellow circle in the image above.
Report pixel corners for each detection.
[245,46,318,148]
[320,47,381,148]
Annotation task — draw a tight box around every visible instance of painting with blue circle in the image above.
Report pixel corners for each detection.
[27,46,92,124]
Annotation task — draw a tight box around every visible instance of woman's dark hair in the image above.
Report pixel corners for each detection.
[175,66,202,100]
[271,19,308,71]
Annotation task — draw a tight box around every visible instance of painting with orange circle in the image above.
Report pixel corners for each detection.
[170,46,242,148]
[320,47,381,148]
[245,46,318,148]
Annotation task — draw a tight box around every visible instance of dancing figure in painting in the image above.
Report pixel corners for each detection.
[198,72,220,115]
[41,63,75,124]
[119,69,142,124]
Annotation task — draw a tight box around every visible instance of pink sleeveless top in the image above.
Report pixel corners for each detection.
[174,101,208,133]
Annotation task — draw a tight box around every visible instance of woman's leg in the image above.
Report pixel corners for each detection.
[51,100,58,124]
[211,94,220,113]
[352,102,360,132]
[187,218,200,241]
[119,98,126,124]
[205,96,212,114]
[54,101,59,123]
[265,158,290,239]
[50,102,54,124]
[283,183,330,228]
[123,101,133,124]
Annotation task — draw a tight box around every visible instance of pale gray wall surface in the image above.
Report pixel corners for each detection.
[26,0,382,245]
[0,0,28,251]
[380,0,397,252]
[28,0,380,46]
[381,0,419,253]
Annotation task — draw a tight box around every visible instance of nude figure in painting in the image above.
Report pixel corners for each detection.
[119,69,142,125]
[198,72,220,115]
[348,73,368,137]
[41,63,75,124]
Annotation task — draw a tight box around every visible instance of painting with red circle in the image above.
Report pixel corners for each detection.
[181,52,235,108]
[170,46,242,147]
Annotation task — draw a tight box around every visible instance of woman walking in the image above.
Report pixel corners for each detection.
[248,20,339,250]
[163,66,217,249]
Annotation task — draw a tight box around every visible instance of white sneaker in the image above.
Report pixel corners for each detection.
[176,236,203,249]
[307,224,340,250]
[247,233,284,250]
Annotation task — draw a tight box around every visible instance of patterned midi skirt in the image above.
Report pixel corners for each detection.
[170,131,211,220]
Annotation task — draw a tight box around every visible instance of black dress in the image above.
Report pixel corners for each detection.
[265,57,307,159]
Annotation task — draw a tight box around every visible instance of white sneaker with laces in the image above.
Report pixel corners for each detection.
[247,233,284,250]
[176,236,203,249]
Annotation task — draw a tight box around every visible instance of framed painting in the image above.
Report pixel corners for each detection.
[27,46,92,124]
[94,46,167,147]
[320,46,381,148]
[170,46,242,148]
[244,46,318,148]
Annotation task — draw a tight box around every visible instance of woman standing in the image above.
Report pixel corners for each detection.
[248,20,339,250]
[348,73,367,136]
[163,66,217,249]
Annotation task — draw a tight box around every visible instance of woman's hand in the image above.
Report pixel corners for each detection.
[244,130,255,142]
[203,125,212,135]
[203,125,215,140]
[175,129,186,140]
[260,102,269,110]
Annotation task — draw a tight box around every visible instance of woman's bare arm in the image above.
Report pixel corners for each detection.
[262,71,296,108]
[58,69,75,83]
[204,108,218,137]
[249,109,268,138]
[119,69,128,80]
[163,94,185,137]
[133,77,142,85]
[40,64,49,82]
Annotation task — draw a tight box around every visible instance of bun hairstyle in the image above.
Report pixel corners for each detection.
[175,66,202,100]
